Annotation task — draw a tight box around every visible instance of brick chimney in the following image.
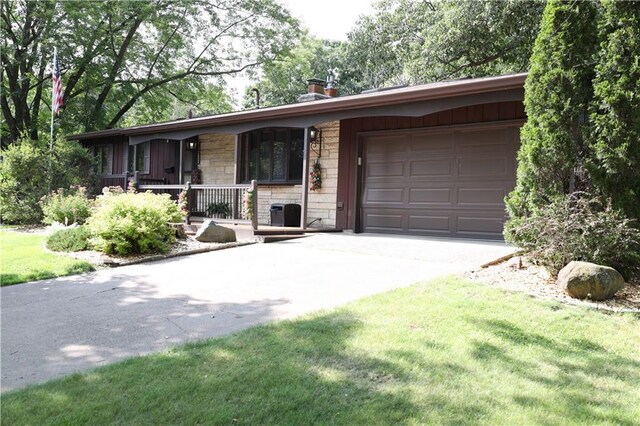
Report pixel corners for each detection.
[324,72,337,97]
[298,78,330,102]
[307,78,325,94]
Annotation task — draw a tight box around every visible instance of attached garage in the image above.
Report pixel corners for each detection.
[359,122,520,240]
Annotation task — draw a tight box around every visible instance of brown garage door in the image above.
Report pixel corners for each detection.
[360,123,520,240]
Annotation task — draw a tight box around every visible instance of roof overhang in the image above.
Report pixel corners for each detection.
[70,73,527,142]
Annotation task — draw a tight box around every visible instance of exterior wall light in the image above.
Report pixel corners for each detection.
[309,126,322,157]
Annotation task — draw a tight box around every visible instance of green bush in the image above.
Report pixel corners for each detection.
[0,136,95,224]
[588,0,640,219]
[41,186,93,225]
[86,190,182,256]
[46,226,91,252]
[505,0,599,222]
[505,192,640,279]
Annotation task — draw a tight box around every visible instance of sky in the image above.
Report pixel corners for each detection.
[226,0,378,105]
[280,0,378,41]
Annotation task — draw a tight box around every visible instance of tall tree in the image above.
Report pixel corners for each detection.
[589,0,640,219]
[242,34,357,108]
[505,0,599,228]
[346,0,545,89]
[1,0,298,144]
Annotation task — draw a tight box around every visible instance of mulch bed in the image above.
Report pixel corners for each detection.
[464,256,640,313]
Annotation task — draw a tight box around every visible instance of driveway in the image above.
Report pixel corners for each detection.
[1,233,514,392]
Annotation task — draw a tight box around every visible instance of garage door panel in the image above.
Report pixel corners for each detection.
[457,187,508,206]
[366,137,408,155]
[457,213,506,238]
[458,156,508,177]
[409,159,454,177]
[410,132,455,153]
[361,124,518,240]
[458,128,509,152]
[365,188,404,203]
[367,161,405,178]
[408,214,451,233]
[364,213,404,231]
[408,187,452,205]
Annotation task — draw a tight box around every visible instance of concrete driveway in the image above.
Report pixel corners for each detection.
[1,233,514,392]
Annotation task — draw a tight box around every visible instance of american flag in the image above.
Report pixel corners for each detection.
[52,48,63,115]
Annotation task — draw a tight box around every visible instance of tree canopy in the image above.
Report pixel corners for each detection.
[345,0,545,89]
[1,0,298,143]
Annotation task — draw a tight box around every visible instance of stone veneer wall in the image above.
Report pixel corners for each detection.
[198,121,340,228]
[199,133,236,185]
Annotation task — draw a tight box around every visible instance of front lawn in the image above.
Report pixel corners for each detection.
[0,229,94,286]
[2,277,638,424]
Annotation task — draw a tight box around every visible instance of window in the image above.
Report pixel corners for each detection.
[128,141,150,174]
[94,145,113,175]
[240,128,304,183]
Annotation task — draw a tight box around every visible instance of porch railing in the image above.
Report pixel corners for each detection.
[138,181,258,230]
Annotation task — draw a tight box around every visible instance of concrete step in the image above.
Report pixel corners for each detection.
[262,234,308,243]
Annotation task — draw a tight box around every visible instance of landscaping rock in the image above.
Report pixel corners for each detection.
[195,219,236,243]
[557,261,625,301]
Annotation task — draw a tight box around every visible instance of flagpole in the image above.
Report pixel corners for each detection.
[48,47,57,193]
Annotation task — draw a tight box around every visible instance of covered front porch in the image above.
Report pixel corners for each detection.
[114,120,340,234]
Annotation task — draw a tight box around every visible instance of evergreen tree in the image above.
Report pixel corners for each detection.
[589,0,640,219]
[505,0,599,232]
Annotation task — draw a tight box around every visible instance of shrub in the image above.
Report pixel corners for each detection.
[46,226,91,252]
[86,190,182,256]
[588,1,640,219]
[41,186,93,225]
[0,136,95,224]
[505,0,598,223]
[505,192,640,279]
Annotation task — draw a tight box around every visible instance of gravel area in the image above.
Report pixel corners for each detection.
[464,256,640,313]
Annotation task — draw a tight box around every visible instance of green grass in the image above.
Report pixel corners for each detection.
[0,229,94,286]
[2,277,639,425]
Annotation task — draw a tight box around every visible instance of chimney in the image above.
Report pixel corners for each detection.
[324,72,337,97]
[298,78,330,102]
[307,78,325,94]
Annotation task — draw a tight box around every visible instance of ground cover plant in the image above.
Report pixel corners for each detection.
[46,226,91,252]
[2,277,638,424]
[0,229,94,286]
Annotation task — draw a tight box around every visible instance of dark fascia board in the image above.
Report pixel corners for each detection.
[69,73,527,141]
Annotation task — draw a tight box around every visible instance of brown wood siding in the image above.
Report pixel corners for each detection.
[141,140,180,184]
[80,136,180,189]
[336,101,526,230]
[80,135,128,176]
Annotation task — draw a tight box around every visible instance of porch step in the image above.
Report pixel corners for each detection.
[262,234,308,243]
[253,228,305,236]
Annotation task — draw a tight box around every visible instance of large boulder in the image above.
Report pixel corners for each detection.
[557,261,625,300]
[195,219,236,243]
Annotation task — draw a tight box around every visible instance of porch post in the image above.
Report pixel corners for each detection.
[300,127,310,230]
[233,134,240,184]
[178,140,184,184]
[250,179,258,231]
